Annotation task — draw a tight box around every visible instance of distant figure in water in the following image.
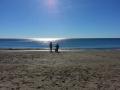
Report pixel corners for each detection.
[49,42,53,53]
[55,43,59,53]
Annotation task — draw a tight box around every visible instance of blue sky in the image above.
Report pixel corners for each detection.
[0,0,120,38]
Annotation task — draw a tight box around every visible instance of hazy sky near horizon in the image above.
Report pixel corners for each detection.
[0,0,120,38]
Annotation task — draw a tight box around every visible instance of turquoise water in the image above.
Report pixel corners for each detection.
[0,38,120,49]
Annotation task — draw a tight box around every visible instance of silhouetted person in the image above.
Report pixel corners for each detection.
[55,43,59,53]
[49,42,52,53]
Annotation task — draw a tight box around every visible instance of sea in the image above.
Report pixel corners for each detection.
[0,38,120,49]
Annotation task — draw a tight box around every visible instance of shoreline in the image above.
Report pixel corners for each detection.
[0,48,120,52]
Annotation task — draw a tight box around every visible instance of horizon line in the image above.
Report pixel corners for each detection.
[0,37,120,39]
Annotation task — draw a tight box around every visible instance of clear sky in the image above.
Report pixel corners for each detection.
[0,0,120,38]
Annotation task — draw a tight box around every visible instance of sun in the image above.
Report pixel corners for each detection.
[44,0,58,10]
[48,0,56,8]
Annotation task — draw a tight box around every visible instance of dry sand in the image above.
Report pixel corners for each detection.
[0,50,120,90]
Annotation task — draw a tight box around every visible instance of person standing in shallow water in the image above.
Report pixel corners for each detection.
[49,42,52,53]
[55,43,59,53]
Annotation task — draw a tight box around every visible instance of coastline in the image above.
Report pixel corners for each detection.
[0,48,120,52]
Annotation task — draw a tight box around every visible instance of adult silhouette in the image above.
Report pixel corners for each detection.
[49,42,53,53]
[55,43,59,53]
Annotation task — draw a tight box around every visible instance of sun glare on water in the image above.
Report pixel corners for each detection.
[31,38,61,42]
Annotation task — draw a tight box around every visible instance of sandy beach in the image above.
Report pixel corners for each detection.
[0,50,120,90]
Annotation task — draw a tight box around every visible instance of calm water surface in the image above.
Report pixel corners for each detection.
[0,38,120,49]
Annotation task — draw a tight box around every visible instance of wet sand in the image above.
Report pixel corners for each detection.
[0,50,120,90]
